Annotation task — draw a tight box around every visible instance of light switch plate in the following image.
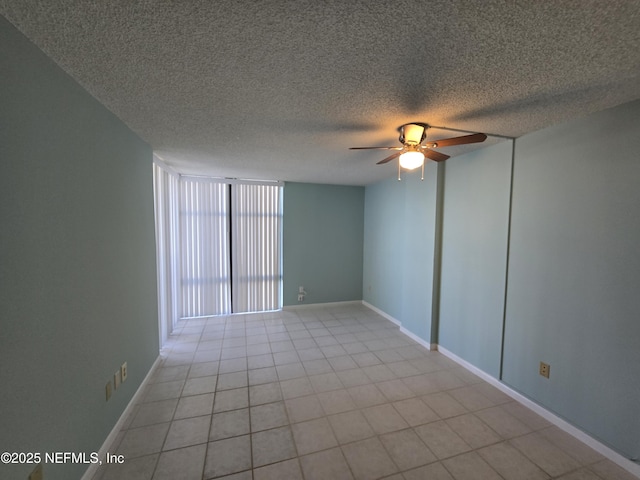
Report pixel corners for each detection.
[113,370,121,390]
[121,362,128,382]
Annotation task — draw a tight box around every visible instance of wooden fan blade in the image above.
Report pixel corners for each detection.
[349,146,402,150]
[432,133,487,148]
[423,149,450,162]
[377,152,402,164]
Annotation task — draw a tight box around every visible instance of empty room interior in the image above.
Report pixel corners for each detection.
[1,2,640,480]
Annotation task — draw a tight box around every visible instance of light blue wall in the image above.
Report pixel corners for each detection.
[363,176,406,319]
[283,182,364,306]
[438,141,512,377]
[0,18,159,480]
[401,170,439,340]
[363,163,438,341]
[362,100,640,460]
[503,100,640,459]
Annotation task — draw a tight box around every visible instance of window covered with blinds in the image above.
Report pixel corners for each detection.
[156,172,282,319]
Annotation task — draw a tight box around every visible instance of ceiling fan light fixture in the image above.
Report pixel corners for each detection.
[399,151,424,170]
[349,124,487,175]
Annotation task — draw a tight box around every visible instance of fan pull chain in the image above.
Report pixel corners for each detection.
[421,161,424,181]
[398,159,401,181]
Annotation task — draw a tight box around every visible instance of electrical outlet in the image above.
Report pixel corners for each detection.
[121,362,128,382]
[539,362,550,378]
[105,380,112,401]
[113,369,121,390]
[298,294,304,302]
[28,463,43,480]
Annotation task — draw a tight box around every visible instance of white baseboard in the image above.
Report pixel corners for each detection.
[400,326,436,352]
[283,300,362,310]
[81,355,163,480]
[362,301,435,351]
[436,346,640,478]
[361,301,401,326]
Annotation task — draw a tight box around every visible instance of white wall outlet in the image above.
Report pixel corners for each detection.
[539,361,550,378]
[298,294,304,302]
[121,361,128,382]
[113,369,121,390]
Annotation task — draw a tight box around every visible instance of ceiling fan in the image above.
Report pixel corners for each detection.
[350,123,487,179]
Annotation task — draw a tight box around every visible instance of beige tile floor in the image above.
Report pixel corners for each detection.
[92,304,639,480]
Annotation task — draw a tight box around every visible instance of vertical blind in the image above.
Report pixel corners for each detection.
[179,178,231,317]
[175,177,282,317]
[153,160,181,344]
[154,166,282,325]
[231,183,282,313]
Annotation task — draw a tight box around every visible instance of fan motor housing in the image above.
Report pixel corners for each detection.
[399,123,427,145]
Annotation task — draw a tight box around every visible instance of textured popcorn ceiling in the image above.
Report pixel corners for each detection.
[2,1,639,185]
